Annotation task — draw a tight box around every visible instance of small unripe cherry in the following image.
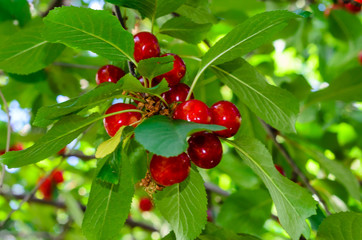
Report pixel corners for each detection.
[210,101,241,138]
[161,83,194,104]
[96,65,125,85]
[187,131,223,169]
[173,99,212,124]
[103,103,142,137]
[139,197,153,212]
[154,53,186,86]
[150,153,191,186]
[133,32,161,62]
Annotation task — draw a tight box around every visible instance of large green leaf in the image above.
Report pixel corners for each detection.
[214,59,299,133]
[0,114,100,168]
[0,20,65,74]
[199,223,262,240]
[227,137,316,240]
[155,168,207,240]
[43,7,135,63]
[199,11,298,74]
[216,189,272,235]
[316,212,362,240]
[175,0,217,24]
[134,115,224,157]
[307,67,362,104]
[108,0,185,19]
[82,146,134,240]
[137,55,174,81]
[328,10,362,43]
[160,17,212,44]
[0,0,31,27]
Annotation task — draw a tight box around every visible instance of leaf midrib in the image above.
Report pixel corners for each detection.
[46,18,134,62]
[0,41,47,62]
[99,184,114,238]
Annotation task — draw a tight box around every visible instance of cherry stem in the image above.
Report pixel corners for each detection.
[114,5,126,29]
[0,88,11,189]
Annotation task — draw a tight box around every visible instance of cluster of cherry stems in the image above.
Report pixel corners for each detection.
[97,32,241,189]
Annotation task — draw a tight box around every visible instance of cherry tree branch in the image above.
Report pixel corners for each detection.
[0,88,11,189]
[259,120,331,215]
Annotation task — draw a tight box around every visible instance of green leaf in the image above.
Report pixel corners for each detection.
[155,168,207,240]
[316,212,362,240]
[134,115,225,157]
[82,145,134,240]
[137,55,174,81]
[0,114,100,168]
[0,20,65,74]
[119,73,170,96]
[175,0,217,24]
[97,151,121,185]
[0,0,31,27]
[199,223,262,240]
[307,67,362,104]
[199,10,298,72]
[228,137,317,240]
[160,17,212,44]
[96,126,126,159]
[43,6,135,63]
[108,0,185,19]
[328,10,362,43]
[216,189,272,235]
[214,59,299,133]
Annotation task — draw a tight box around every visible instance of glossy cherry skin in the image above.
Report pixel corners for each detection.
[150,153,191,186]
[96,65,125,85]
[154,53,186,86]
[133,32,161,62]
[103,103,142,137]
[161,83,194,104]
[275,164,286,176]
[139,197,153,212]
[344,3,361,13]
[173,100,212,124]
[210,101,241,138]
[187,131,223,169]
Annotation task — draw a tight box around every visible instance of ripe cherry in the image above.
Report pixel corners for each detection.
[161,83,194,104]
[133,32,161,62]
[275,164,286,176]
[150,153,191,186]
[139,197,153,212]
[210,101,241,138]
[51,170,64,184]
[154,53,186,86]
[103,103,142,137]
[187,131,223,169]
[96,65,125,85]
[344,2,361,13]
[58,147,67,155]
[173,99,212,124]
[39,178,53,200]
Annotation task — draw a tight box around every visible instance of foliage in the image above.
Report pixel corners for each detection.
[0,0,361,240]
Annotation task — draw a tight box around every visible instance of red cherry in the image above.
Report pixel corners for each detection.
[154,53,186,86]
[344,2,361,13]
[103,103,142,137]
[161,83,194,104]
[139,197,153,212]
[275,164,286,176]
[96,65,125,85]
[58,147,67,155]
[359,51,362,65]
[173,100,212,124]
[150,153,191,186]
[1,143,24,155]
[210,101,241,138]
[51,170,64,184]
[187,131,223,169]
[133,32,160,62]
[39,177,53,200]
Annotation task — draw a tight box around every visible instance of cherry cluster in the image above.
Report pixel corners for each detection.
[38,170,64,200]
[325,0,361,16]
[96,32,241,188]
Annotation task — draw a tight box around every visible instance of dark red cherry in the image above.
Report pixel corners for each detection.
[173,100,211,124]
[51,170,64,184]
[150,153,190,186]
[275,164,286,176]
[139,197,153,212]
[133,32,161,62]
[161,83,194,104]
[103,103,142,137]
[344,3,361,13]
[187,131,223,169]
[154,53,186,86]
[39,177,53,200]
[96,65,125,85]
[210,101,241,138]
